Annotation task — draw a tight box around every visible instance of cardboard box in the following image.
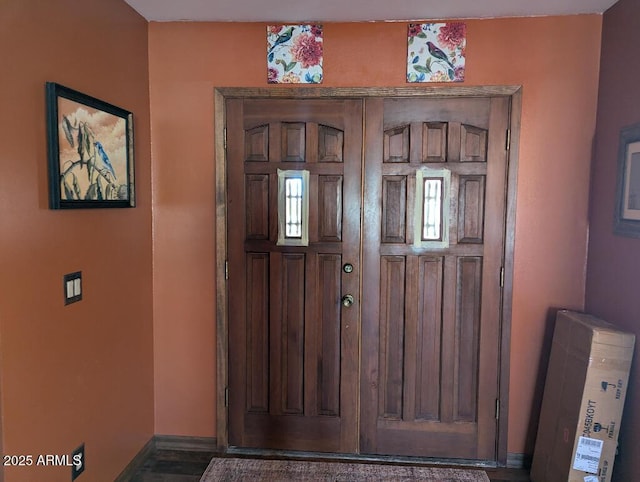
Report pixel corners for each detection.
[531,310,635,482]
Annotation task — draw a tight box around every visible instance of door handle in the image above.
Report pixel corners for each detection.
[341,294,354,307]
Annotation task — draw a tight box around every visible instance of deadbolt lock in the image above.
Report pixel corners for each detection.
[343,263,354,273]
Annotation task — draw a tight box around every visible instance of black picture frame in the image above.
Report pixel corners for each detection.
[46,82,135,209]
[614,122,640,237]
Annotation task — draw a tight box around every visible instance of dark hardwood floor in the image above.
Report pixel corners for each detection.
[129,449,531,481]
[130,450,212,481]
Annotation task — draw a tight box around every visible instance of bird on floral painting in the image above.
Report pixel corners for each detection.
[426,41,455,78]
[94,141,116,180]
[268,26,294,58]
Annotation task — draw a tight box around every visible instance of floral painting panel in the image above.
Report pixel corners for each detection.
[267,24,323,84]
[407,23,466,83]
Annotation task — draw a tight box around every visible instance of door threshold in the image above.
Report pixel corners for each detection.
[225,446,498,469]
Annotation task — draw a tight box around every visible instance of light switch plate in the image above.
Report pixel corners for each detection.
[64,272,82,305]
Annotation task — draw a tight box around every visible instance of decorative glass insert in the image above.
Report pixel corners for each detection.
[277,169,310,246]
[414,168,450,249]
[285,177,303,237]
[407,23,466,83]
[267,25,323,84]
[422,179,443,240]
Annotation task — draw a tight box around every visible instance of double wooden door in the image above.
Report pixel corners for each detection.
[227,95,510,461]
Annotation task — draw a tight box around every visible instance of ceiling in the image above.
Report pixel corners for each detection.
[122,0,618,22]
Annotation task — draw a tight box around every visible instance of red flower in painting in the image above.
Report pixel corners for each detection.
[437,22,466,50]
[291,33,322,68]
[310,24,322,37]
[268,67,278,83]
[408,24,422,37]
[268,25,282,35]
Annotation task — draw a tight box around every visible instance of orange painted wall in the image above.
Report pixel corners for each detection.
[149,16,602,454]
[0,1,153,480]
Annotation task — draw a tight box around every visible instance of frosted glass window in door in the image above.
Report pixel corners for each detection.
[285,177,303,238]
[277,169,310,246]
[422,178,443,240]
[414,168,450,249]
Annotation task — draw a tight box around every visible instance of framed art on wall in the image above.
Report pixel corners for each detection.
[267,24,323,84]
[46,82,135,209]
[407,22,466,83]
[614,122,640,237]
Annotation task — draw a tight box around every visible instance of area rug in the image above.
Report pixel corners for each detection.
[200,457,490,481]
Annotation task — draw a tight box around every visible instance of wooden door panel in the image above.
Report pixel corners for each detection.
[413,255,444,422]
[373,424,477,458]
[228,98,362,453]
[361,96,509,461]
[383,97,491,128]
[246,252,269,413]
[228,94,509,461]
[243,413,341,452]
[375,255,483,424]
[275,252,306,415]
[314,253,341,416]
[245,125,269,162]
[301,252,342,419]
[381,176,408,243]
[318,125,344,163]
[281,122,306,162]
[378,255,406,419]
[384,126,410,163]
[458,175,486,244]
[245,174,270,240]
[460,124,488,163]
[455,256,482,422]
[422,122,448,163]
[317,175,343,241]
